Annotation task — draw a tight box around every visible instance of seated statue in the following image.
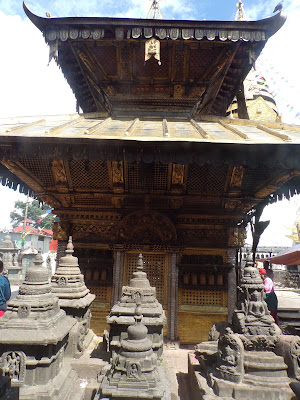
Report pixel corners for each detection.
[245,290,273,325]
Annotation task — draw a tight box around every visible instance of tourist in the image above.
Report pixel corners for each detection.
[0,260,11,315]
[259,268,278,324]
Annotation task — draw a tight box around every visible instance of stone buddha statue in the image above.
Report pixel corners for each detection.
[233,264,278,335]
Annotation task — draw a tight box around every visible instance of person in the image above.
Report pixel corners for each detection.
[259,267,278,324]
[0,260,11,314]
[264,260,274,281]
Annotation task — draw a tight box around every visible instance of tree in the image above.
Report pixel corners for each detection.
[10,200,55,229]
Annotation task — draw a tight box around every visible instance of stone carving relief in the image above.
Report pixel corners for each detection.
[1,351,26,385]
[77,323,86,353]
[118,211,177,244]
[290,337,300,380]
[215,328,244,383]
[126,361,142,381]
[17,305,30,318]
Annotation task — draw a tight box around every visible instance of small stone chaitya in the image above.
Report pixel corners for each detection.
[191,263,300,399]
[0,252,77,399]
[51,236,95,357]
[97,304,167,399]
[107,253,166,358]
[0,235,20,281]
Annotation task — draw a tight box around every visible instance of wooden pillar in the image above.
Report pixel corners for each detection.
[227,248,237,323]
[111,246,124,306]
[168,249,179,341]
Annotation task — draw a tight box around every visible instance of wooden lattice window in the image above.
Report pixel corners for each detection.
[127,162,168,190]
[123,252,167,305]
[186,164,229,193]
[87,286,112,304]
[19,156,55,187]
[69,160,110,189]
[179,289,227,306]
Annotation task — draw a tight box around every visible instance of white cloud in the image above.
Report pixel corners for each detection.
[0,186,28,230]
[255,0,300,124]
[0,11,75,118]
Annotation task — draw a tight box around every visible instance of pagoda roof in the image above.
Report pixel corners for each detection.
[1,113,300,168]
[23,2,286,118]
[1,113,300,217]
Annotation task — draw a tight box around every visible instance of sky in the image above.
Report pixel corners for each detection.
[0,0,300,246]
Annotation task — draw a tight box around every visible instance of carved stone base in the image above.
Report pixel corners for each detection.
[19,362,78,400]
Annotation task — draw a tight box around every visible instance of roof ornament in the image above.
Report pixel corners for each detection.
[235,0,247,21]
[273,0,283,13]
[145,38,162,65]
[147,0,163,19]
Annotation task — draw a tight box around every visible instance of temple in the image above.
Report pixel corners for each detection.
[1,1,300,349]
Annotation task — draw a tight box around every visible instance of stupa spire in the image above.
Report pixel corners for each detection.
[235,0,247,21]
[147,0,163,19]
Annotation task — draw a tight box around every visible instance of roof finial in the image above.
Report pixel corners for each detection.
[235,0,247,21]
[147,0,163,19]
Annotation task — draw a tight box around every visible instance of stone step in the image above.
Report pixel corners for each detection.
[243,373,291,387]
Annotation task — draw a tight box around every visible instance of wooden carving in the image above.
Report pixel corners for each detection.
[118,210,177,244]
[230,166,244,187]
[53,221,70,241]
[52,160,67,186]
[172,164,185,186]
[145,38,161,65]
[112,161,124,184]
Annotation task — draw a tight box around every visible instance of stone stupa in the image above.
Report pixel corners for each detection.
[0,252,77,400]
[51,236,96,357]
[97,304,167,400]
[0,235,21,281]
[107,253,166,357]
[191,263,300,399]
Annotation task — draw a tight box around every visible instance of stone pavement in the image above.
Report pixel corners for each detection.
[276,288,300,309]
[163,346,193,400]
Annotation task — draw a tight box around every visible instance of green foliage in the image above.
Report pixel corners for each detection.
[10,200,55,229]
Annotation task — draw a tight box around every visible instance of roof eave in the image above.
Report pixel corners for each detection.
[23,1,286,39]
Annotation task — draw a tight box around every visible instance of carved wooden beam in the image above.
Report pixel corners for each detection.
[254,170,300,200]
[2,160,62,208]
[70,43,111,114]
[195,44,240,117]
